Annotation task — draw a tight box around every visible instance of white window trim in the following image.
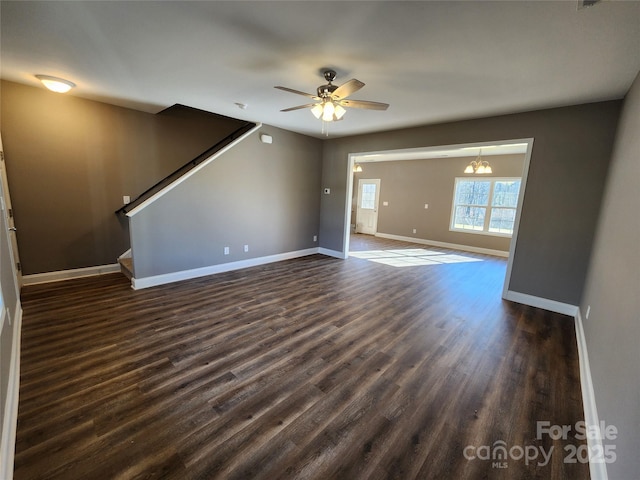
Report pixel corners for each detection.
[449,177,521,238]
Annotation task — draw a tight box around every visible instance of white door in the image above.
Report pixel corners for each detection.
[356,178,380,235]
[0,135,21,480]
[0,134,22,287]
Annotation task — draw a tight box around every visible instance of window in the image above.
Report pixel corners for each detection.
[360,183,377,209]
[450,178,521,236]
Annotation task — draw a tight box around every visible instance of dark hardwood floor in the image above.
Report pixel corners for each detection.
[15,235,589,479]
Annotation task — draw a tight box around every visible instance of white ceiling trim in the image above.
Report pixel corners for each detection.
[351,140,530,163]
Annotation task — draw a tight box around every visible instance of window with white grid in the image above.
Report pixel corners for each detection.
[450,178,521,237]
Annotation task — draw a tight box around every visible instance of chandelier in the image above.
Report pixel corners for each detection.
[464,149,492,174]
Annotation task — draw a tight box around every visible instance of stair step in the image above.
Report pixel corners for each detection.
[118,257,134,280]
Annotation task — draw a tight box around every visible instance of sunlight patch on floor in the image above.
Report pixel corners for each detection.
[349,248,483,267]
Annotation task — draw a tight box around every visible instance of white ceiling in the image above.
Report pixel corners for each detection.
[1,1,639,139]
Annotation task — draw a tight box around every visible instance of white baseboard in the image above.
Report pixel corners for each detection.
[0,305,22,480]
[500,294,606,478]
[132,248,322,290]
[118,249,132,260]
[503,290,579,317]
[574,309,608,480]
[22,263,121,286]
[318,247,347,259]
[374,232,509,258]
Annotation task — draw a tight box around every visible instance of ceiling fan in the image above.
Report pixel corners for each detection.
[275,70,389,126]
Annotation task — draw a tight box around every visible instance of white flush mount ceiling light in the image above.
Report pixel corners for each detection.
[35,74,75,93]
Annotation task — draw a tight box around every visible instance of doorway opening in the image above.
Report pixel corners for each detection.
[343,138,534,298]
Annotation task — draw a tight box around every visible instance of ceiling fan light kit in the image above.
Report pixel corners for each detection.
[275,69,389,135]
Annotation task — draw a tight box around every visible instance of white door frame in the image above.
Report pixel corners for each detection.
[0,133,22,480]
[0,134,21,288]
[343,138,534,297]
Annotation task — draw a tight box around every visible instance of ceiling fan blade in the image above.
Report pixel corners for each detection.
[280,103,318,112]
[339,99,389,110]
[275,86,320,101]
[332,79,365,100]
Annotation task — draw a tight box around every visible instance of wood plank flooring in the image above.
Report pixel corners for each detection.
[14,235,589,479]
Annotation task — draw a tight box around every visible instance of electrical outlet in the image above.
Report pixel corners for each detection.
[412,229,417,234]
[123,195,131,204]
[313,235,317,242]
[424,203,429,209]
[224,246,230,255]
[383,201,389,206]
[244,245,249,253]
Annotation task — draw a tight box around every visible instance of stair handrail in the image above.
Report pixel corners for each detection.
[115,121,256,215]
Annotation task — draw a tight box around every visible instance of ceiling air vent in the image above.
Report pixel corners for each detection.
[578,0,602,9]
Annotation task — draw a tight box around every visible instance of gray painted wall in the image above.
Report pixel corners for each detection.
[579,73,640,478]
[352,154,525,252]
[320,101,621,305]
[129,126,322,279]
[0,80,245,274]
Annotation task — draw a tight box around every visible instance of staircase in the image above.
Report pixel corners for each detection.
[114,109,259,285]
[115,120,256,216]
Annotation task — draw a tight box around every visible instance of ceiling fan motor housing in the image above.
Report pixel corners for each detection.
[317,84,338,98]
[317,70,338,99]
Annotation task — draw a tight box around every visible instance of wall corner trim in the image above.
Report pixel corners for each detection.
[131,247,322,290]
[0,305,22,480]
[574,309,609,480]
[502,290,579,317]
[22,263,121,286]
[126,123,262,217]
